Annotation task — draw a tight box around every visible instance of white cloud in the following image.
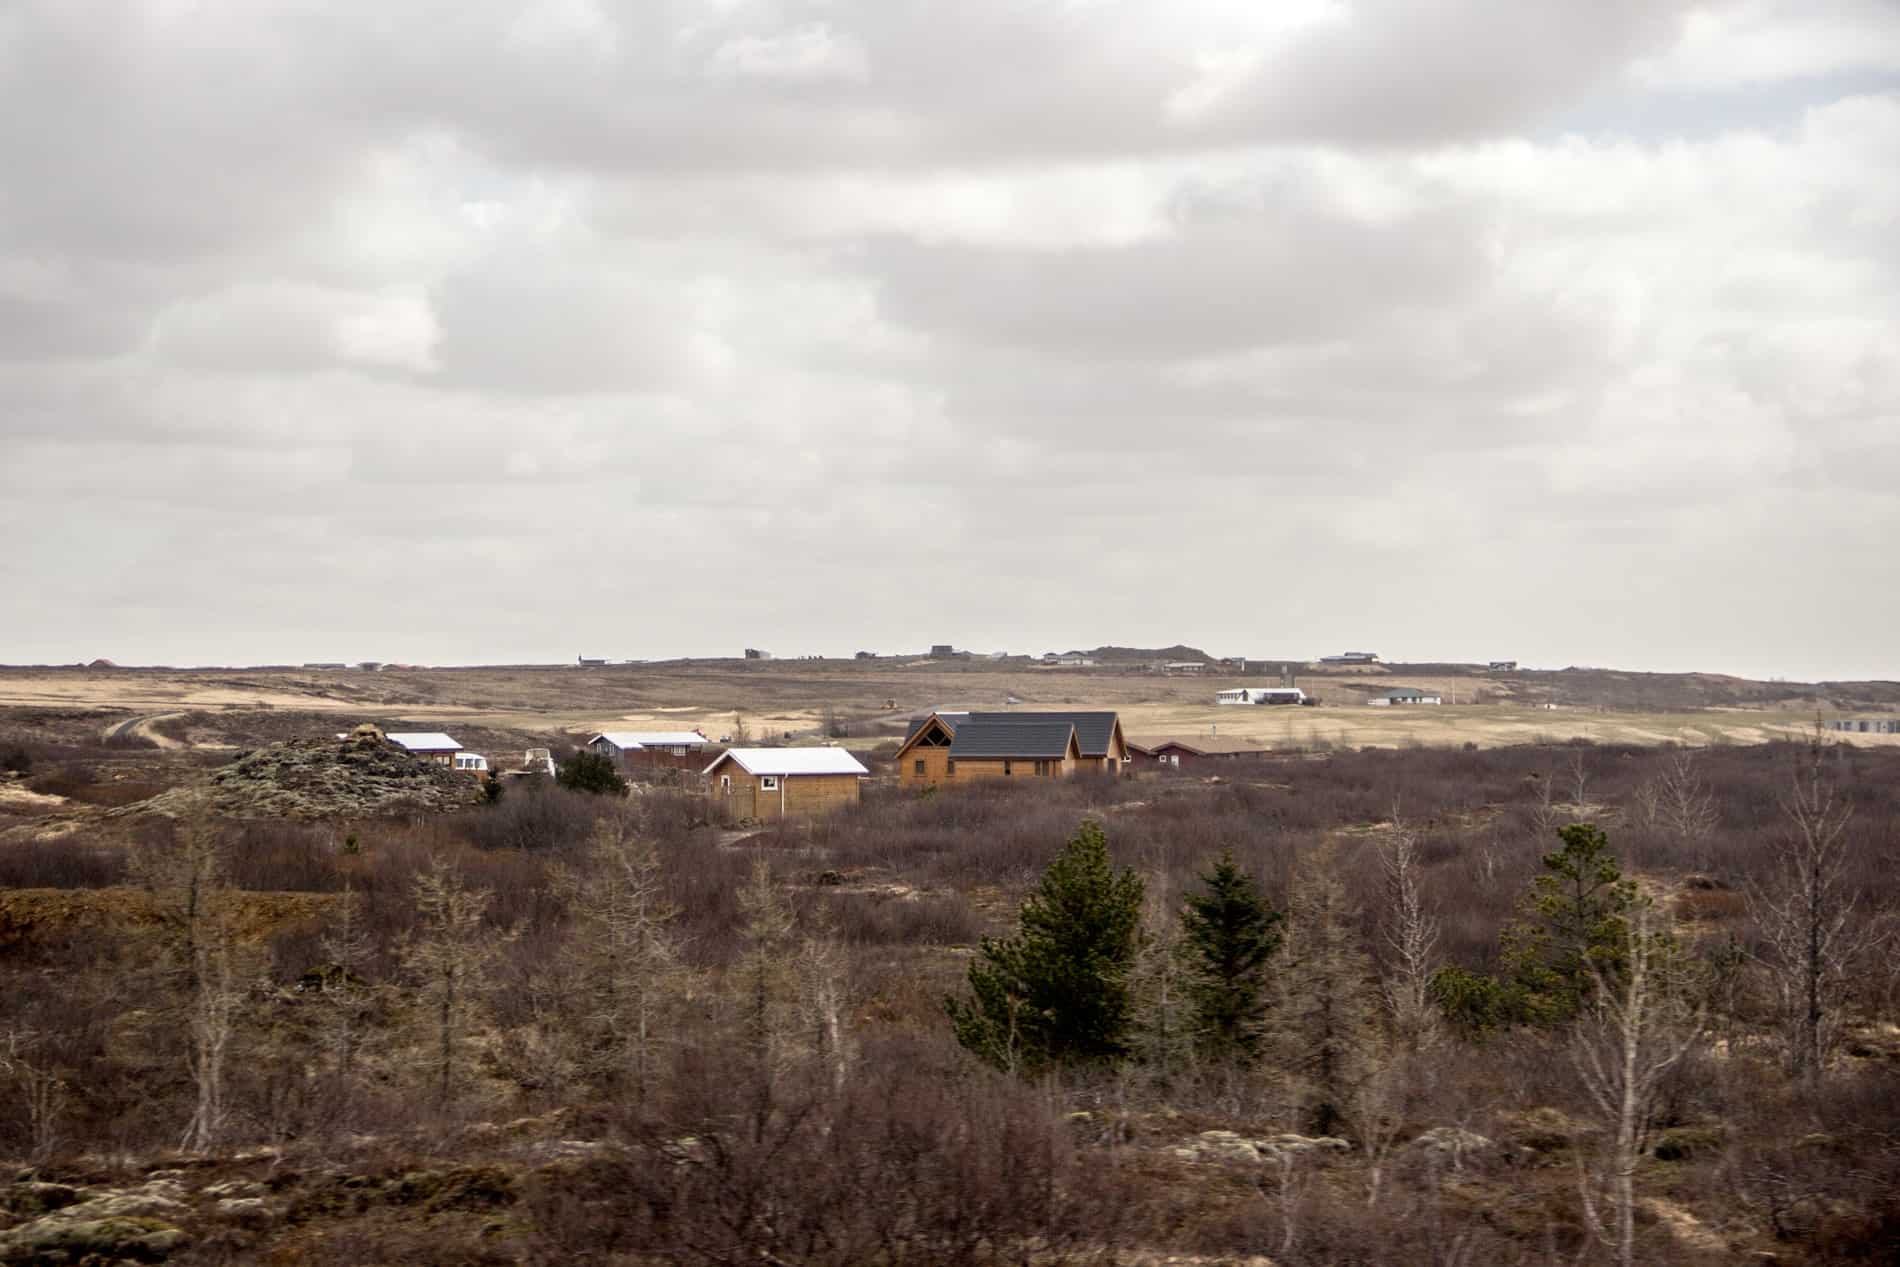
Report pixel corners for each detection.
[705,23,870,84]
[0,0,1896,677]
[1631,0,1900,90]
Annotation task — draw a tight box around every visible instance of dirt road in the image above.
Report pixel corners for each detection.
[100,713,186,749]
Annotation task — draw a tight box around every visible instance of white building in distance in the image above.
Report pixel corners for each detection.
[1215,686,1307,706]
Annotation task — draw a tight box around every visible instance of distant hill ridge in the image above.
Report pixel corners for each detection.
[1064,645,1214,663]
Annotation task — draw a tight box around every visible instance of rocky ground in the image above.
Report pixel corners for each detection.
[133,733,484,822]
[0,1150,540,1264]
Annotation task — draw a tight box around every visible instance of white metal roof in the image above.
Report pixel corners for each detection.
[704,747,869,777]
[386,732,463,752]
[591,730,708,749]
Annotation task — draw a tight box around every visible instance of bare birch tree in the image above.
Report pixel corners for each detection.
[1656,749,1716,846]
[1749,740,1877,1085]
[1128,883,1195,1084]
[735,854,797,1133]
[1572,896,1702,1267]
[403,857,497,1111]
[182,903,244,1153]
[794,908,851,1093]
[1565,750,1593,820]
[1635,748,1716,868]
[315,883,375,1130]
[1379,811,1440,1054]
[132,813,249,1153]
[0,1028,67,1162]
[1529,768,1561,843]
[550,819,682,1104]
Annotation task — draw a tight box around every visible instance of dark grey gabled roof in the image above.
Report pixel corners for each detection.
[947,721,1078,760]
[964,711,1120,758]
[903,710,1122,757]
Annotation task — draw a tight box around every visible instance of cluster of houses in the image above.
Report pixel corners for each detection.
[367,680,1465,826]
[368,670,1486,827]
[377,730,553,778]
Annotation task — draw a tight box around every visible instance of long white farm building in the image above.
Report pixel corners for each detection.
[1216,686,1307,706]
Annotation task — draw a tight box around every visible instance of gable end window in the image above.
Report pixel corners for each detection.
[914,759,926,775]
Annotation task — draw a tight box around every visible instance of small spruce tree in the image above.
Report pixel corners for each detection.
[1432,821,1636,1036]
[1502,822,1635,1024]
[558,750,629,797]
[946,819,1143,1074]
[1180,851,1282,1064]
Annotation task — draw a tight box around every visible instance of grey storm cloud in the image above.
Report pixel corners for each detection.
[2,0,1899,677]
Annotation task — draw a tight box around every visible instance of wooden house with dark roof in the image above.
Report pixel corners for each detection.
[1127,735,1276,768]
[894,710,1129,787]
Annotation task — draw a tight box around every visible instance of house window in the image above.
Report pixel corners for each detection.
[946,759,956,775]
[720,775,731,793]
[914,759,926,775]
[761,776,779,791]
[1003,760,1013,776]
[671,746,686,756]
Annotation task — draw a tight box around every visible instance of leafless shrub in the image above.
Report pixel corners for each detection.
[734,854,798,1131]
[547,819,684,1104]
[460,779,613,852]
[129,812,256,1152]
[0,838,127,888]
[0,1027,67,1161]
[534,1039,1135,1267]
[794,907,851,1093]
[403,857,503,1110]
[312,883,377,1132]
[1272,855,1378,1138]
[1749,738,1884,1084]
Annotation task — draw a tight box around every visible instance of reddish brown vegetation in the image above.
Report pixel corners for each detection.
[0,739,1895,1264]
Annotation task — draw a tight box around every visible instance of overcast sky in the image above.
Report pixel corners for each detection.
[3,1,1897,679]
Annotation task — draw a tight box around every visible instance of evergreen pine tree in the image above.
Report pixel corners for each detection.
[1180,851,1282,1063]
[946,819,1143,1074]
[1502,822,1634,1024]
[557,750,629,797]
[1433,821,1636,1036]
